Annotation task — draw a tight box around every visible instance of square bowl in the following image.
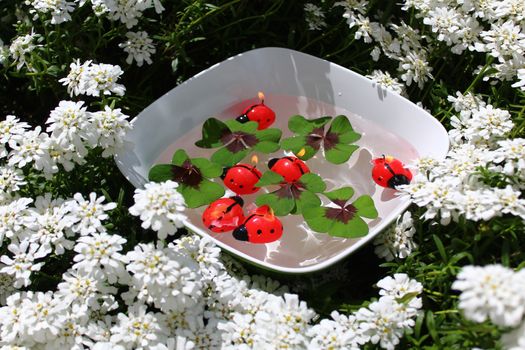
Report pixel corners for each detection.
[115,47,449,273]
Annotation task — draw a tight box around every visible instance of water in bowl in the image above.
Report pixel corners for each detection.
[155,94,418,269]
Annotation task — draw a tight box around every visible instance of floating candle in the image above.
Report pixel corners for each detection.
[236,92,276,130]
[221,163,262,195]
[232,205,283,244]
[371,155,413,189]
[268,156,310,183]
[202,196,245,233]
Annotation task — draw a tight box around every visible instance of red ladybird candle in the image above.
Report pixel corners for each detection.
[371,155,413,189]
[221,161,262,195]
[236,92,276,130]
[268,156,310,183]
[202,196,245,233]
[232,205,283,244]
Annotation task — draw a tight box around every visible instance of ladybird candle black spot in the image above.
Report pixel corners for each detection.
[235,92,276,130]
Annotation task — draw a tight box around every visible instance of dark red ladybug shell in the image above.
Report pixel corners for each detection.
[268,157,310,183]
[222,164,262,195]
[242,104,276,130]
[372,157,412,189]
[202,197,245,233]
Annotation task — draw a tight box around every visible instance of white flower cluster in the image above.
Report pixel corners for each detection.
[335,1,433,89]
[374,211,418,261]
[8,32,40,71]
[59,60,126,97]
[453,264,525,349]
[26,0,76,24]
[400,92,525,225]
[304,3,327,31]
[119,31,156,67]
[128,181,187,240]
[402,0,525,90]
[1,101,131,180]
[0,192,116,288]
[87,0,165,28]
[308,273,423,350]
[367,69,406,95]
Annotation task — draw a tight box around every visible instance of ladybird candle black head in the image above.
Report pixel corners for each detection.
[235,92,275,130]
[268,156,310,183]
[371,155,413,189]
[232,205,283,244]
[202,196,245,233]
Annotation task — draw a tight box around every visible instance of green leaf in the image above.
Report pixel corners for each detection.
[329,215,368,238]
[256,128,282,142]
[211,147,248,167]
[353,195,378,219]
[303,207,331,232]
[295,190,321,214]
[171,149,189,165]
[328,115,352,135]
[299,173,326,192]
[252,141,280,153]
[288,115,331,134]
[324,187,354,202]
[338,130,361,144]
[256,192,295,216]
[225,119,258,132]
[191,158,223,178]
[195,118,230,148]
[325,144,359,164]
[148,164,174,182]
[255,170,284,187]
[281,136,306,152]
[179,179,224,208]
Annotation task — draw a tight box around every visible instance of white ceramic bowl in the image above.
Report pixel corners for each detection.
[115,47,449,273]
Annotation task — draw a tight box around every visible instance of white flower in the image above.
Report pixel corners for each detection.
[377,273,423,300]
[366,70,405,95]
[67,192,116,235]
[304,3,327,31]
[59,59,92,96]
[447,91,486,114]
[125,242,202,312]
[218,312,258,348]
[423,7,460,45]
[9,33,40,71]
[46,100,93,156]
[119,31,155,66]
[0,240,47,288]
[59,60,126,97]
[398,50,433,88]
[0,197,33,243]
[56,269,117,313]
[89,106,132,157]
[356,297,406,350]
[374,211,417,261]
[307,313,363,350]
[84,63,126,97]
[110,303,169,349]
[28,0,76,24]
[0,166,26,201]
[20,291,66,344]
[100,0,144,29]
[8,126,53,173]
[129,180,187,240]
[477,20,525,62]
[173,235,223,281]
[22,195,75,256]
[452,264,525,327]
[72,231,129,284]
[0,115,30,158]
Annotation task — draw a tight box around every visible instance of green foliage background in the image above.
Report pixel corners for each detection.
[1,0,525,348]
